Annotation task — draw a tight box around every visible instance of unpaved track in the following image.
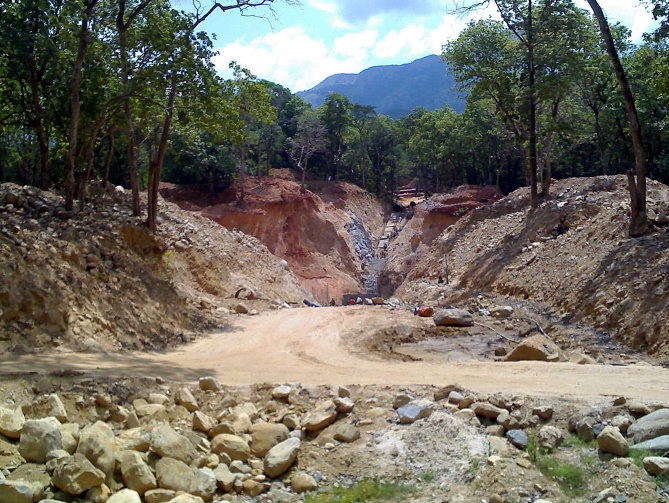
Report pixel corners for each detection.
[3,306,669,402]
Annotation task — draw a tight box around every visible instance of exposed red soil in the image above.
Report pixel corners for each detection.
[160,171,388,304]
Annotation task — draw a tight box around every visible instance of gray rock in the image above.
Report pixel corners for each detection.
[150,423,198,464]
[628,408,669,443]
[7,463,50,495]
[333,397,355,414]
[532,406,554,420]
[107,488,142,503]
[166,494,205,503]
[51,453,106,495]
[505,429,528,449]
[155,457,194,492]
[190,468,217,501]
[433,308,473,327]
[643,456,669,475]
[397,401,434,424]
[264,438,300,478]
[610,414,633,433]
[0,406,24,439]
[433,384,462,401]
[19,418,63,463]
[271,386,291,399]
[120,450,157,495]
[630,435,669,453]
[211,434,250,461]
[147,393,169,405]
[213,464,236,492]
[538,426,564,451]
[597,426,628,457]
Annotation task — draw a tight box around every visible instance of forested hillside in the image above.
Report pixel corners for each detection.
[1,0,668,235]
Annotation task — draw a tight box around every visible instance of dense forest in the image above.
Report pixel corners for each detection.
[1,0,668,231]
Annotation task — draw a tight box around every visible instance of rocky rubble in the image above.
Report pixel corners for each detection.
[397,176,669,360]
[0,183,305,353]
[0,375,666,503]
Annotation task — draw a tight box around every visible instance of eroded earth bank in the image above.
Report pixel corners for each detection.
[1,174,669,503]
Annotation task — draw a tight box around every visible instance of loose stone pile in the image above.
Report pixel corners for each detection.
[0,375,668,503]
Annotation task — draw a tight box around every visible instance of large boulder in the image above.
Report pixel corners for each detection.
[264,438,300,478]
[155,458,194,492]
[628,409,669,443]
[45,394,68,422]
[77,424,117,480]
[303,403,338,432]
[119,450,157,495]
[175,388,199,412]
[190,468,217,501]
[597,426,628,457]
[0,406,25,439]
[211,434,250,462]
[150,423,198,464]
[433,308,473,327]
[0,479,44,503]
[213,464,236,493]
[504,335,561,362]
[630,435,669,454]
[644,457,669,476]
[250,422,289,457]
[19,418,63,463]
[51,453,106,495]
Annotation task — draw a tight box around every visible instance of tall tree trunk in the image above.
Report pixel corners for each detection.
[65,2,98,211]
[592,106,608,175]
[527,0,538,209]
[102,128,115,188]
[239,140,247,202]
[147,73,177,233]
[30,80,50,190]
[586,0,648,237]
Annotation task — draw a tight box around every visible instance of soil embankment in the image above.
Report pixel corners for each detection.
[160,171,388,304]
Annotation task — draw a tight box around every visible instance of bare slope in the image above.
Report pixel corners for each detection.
[161,172,389,304]
[397,176,669,358]
[0,182,305,353]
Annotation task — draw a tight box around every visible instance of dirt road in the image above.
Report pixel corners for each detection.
[3,306,669,402]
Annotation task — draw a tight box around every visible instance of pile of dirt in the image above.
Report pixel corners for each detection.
[160,173,389,304]
[0,182,305,354]
[396,176,669,359]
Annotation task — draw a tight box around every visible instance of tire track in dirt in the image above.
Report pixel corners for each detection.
[3,306,669,402]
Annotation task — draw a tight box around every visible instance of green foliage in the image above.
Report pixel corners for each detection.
[527,433,598,498]
[304,478,413,503]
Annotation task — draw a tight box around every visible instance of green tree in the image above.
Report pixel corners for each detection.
[289,109,328,185]
[320,92,352,182]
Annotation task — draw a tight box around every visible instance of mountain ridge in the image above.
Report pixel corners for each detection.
[297,55,465,119]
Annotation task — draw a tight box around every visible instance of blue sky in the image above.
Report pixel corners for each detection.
[188,0,658,93]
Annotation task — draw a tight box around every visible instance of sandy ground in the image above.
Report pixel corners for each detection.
[3,306,669,403]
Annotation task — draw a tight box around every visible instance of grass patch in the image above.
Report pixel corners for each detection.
[527,434,596,498]
[562,433,597,449]
[418,471,436,482]
[628,447,653,469]
[305,478,414,503]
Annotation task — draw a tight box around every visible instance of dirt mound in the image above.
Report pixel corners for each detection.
[385,185,502,278]
[0,182,305,354]
[397,176,669,358]
[160,175,389,304]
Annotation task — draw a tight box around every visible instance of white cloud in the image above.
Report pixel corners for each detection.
[373,24,427,59]
[213,27,376,92]
[309,0,336,13]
